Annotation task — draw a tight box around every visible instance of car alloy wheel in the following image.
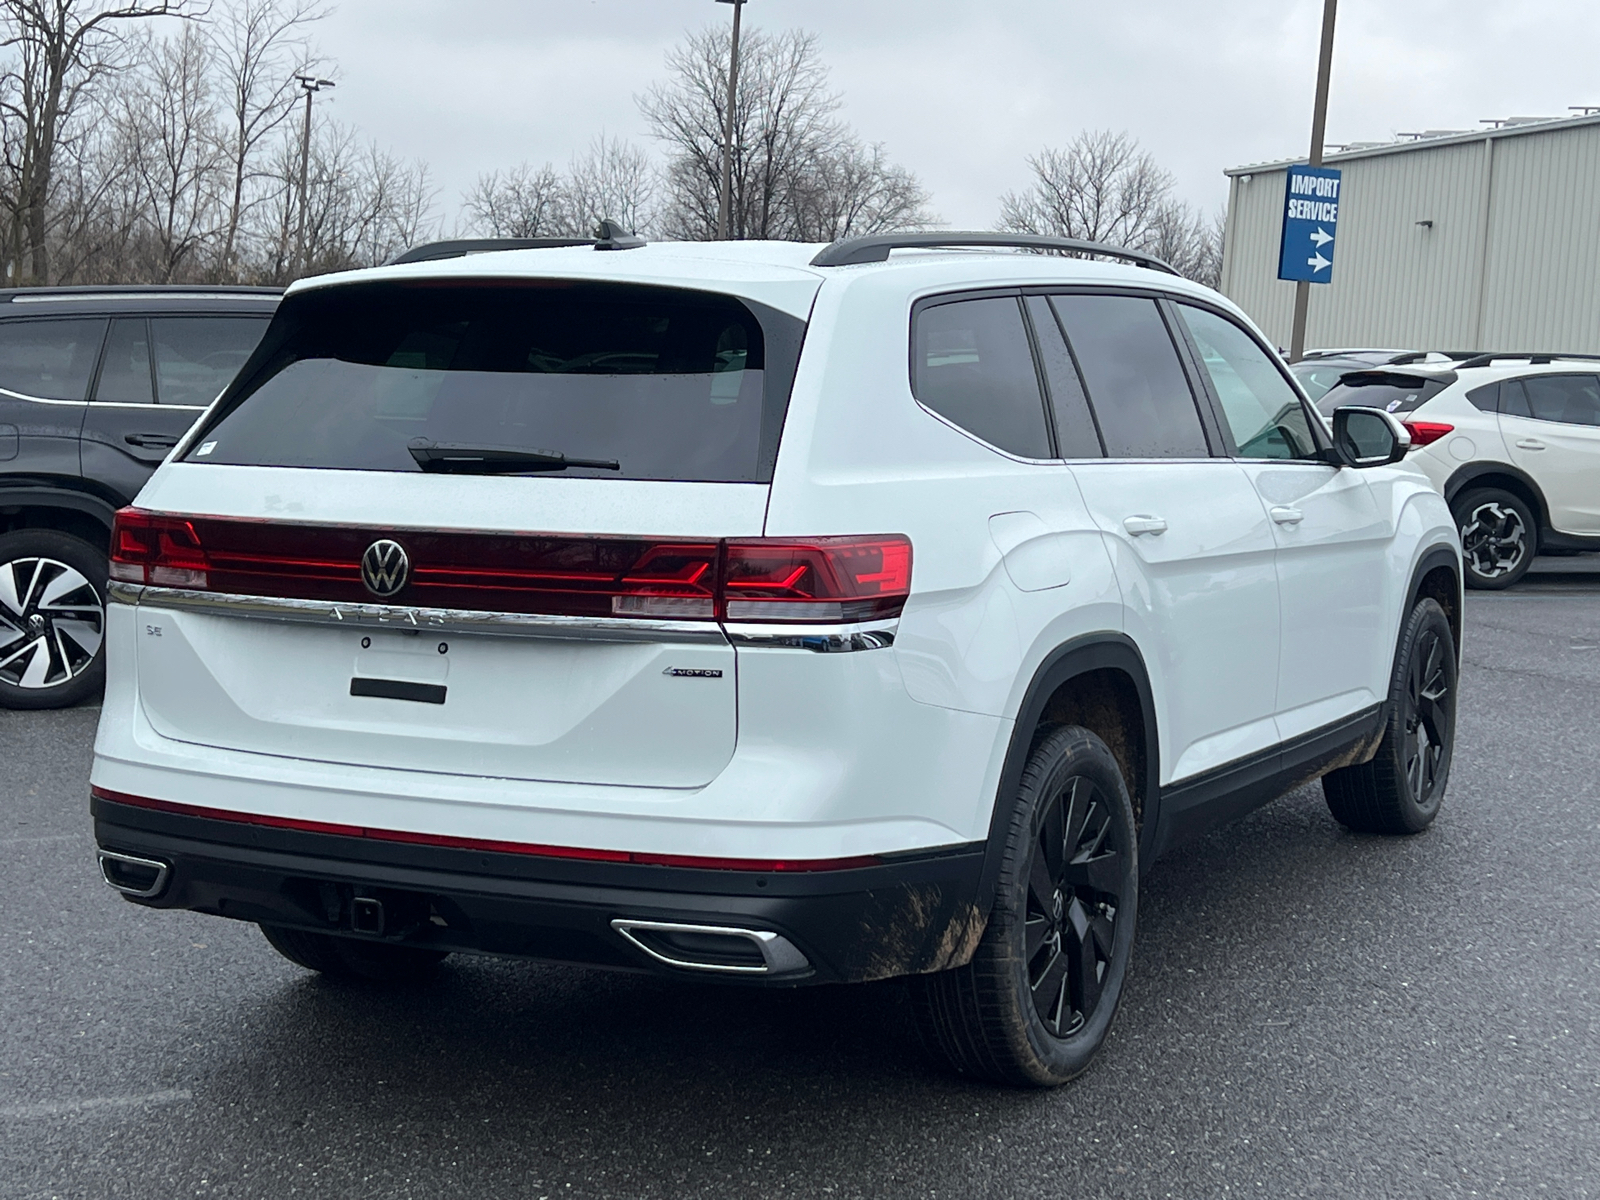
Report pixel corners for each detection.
[1024,774,1124,1037]
[0,556,106,690]
[1459,500,1527,581]
[1402,622,1450,806]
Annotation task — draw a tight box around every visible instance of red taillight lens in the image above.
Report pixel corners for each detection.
[1402,420,1454,447]
[723,535,912,622]
[109,508,210,588]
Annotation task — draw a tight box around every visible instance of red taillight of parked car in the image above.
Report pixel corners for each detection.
[1402,420,1454,447]
[109,509,210,589]
[108,509,912,625]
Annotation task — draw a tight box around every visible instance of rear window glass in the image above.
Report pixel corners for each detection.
[189,282,802,482]
[0,317,107,401]
[1316,372,1450,417]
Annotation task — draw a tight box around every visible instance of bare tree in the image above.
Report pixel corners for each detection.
[640,24,932,241]
[999,129,1222,286]
[564,133,655,236]
[464,160,573,238]
[0,0,202,285]
[786,137,932,242]
[208,0,320,280]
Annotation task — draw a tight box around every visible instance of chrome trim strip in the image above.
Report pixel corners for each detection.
[112,583,729,645]
[610,919,810,975]
[724,619,897,652]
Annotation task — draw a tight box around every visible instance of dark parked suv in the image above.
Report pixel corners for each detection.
[0,286,279,708]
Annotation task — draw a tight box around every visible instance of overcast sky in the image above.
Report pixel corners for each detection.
[307,0,1600,231]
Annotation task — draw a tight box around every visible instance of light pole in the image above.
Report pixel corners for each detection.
[1288,0,1337,362]
[295,75,335,276]
[715,0,747,241]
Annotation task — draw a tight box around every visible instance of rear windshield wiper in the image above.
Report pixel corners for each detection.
[407,440,621,474]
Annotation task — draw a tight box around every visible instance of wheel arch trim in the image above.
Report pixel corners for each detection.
[1442,461,1549,531]
[975,633,1160,915]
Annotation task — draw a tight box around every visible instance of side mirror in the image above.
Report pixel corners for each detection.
[1331,406,1411,467]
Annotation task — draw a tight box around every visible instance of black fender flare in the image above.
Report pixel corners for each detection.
[974,633,1161,918]
[1402,541,1463,663]
[0,484,119,533]
[1442,461,1550,530]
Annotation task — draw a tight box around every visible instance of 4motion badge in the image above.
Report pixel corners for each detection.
[663,667,724,679]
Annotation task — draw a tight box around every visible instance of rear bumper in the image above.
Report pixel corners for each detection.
[92,795,988,986]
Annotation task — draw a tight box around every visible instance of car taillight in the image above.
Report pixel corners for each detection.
[1402,420,1454,447]
[109,508,210,588]
[723,536,912,622]
[107,512,912,625]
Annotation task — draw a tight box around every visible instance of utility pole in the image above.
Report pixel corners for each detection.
[1288,0,1337,362]
[715,0,747,241]
[295,75,335,276]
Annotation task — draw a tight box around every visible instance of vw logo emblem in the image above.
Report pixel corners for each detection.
[360,539,410,598]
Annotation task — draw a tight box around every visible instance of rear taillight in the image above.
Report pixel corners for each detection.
[1402,420,1454,447]
[110,509,209,588]
[107,511,912,625]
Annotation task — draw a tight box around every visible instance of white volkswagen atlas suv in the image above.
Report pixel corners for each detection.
[1315,353,1600,588]
[91,230,1463,1087]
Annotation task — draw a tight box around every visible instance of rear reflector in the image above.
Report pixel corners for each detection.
[90,787,880,872]
[109,509,911,624]
[1401,420,1454,446]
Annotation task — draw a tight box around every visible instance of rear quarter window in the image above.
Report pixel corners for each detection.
[188,282,804,483]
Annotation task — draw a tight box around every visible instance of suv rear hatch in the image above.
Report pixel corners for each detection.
[115,274,816,789]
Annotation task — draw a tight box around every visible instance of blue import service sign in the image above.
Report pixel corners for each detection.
[1277,164,1342,283]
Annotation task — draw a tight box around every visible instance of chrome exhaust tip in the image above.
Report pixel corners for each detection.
[97,850,171,899]
[610,919,809,975]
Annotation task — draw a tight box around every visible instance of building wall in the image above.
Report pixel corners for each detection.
[1221,119,1600,354]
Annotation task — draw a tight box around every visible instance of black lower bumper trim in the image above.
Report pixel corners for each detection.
[91,797,987,986]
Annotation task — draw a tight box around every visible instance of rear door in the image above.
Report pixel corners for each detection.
[127,278,811,789]
[1051,291,1283,785]
[0,316,105,485]
[81,314,270,502]
[1500,374,1600,534]
[1172,302,1394,740]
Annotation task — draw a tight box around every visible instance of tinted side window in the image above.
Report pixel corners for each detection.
[0,318,107,401]
[1177,305,1316,459]
[1465,382,1500,412]
[1050,295,1208,459]
[911,297,1051,458]
[1505,374,1600,427]
[153,316,271,406]
[95,318,155,404]
[1024,295,1103,458]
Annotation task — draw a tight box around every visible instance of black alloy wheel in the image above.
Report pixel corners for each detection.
[0,530,108,710]
[911,725,1138,1087]
[1455,488,1535,589]
[1324,598,1457,835]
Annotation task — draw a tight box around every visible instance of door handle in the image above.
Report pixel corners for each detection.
[1123,515,1168,536]
[124,433,180,449]
[1515,438,1546,450]
[1269,506,1305,525]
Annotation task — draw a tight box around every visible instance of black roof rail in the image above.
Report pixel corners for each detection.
[0,284,282,300]
[1453,351,1600,369]
[808,231,1180,275]
[388,220,646,266]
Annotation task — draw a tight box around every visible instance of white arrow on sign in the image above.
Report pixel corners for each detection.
[1308,252,1331,273]
[1310,226,1333,248]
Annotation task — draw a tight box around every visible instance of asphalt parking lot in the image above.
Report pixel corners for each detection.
[3,561,1598,1200]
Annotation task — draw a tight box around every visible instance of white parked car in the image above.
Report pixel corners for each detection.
[91,230,1462,1087]
[1315,354,1600,588]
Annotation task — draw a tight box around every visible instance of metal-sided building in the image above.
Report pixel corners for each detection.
[1219,112,1600,354]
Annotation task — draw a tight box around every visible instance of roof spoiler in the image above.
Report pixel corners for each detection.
[809,232,1180,274]
[388,220,645,266]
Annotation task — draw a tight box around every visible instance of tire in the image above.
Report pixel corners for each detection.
[1454,488,1536,589]
[260,924,449,983]
[1323,598,1457,835]
[0,530,108,710]
[909,725,1139,1087]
